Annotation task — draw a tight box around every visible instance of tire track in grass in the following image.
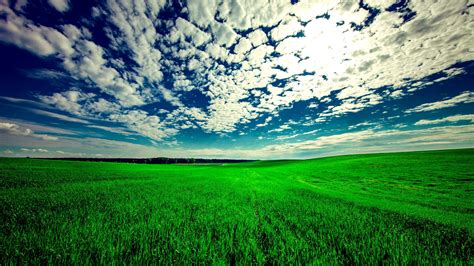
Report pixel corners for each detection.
[244,168,304,264]
[242,168,272,263]
[295,178,474,231]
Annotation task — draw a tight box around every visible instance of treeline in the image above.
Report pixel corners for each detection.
[40,157,255,164]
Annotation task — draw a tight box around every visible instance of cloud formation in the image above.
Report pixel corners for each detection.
[48,0,70,12]
[0,121,58,141]
[415,114,474,125]
[406,91,474,113]
[0,0,473,158]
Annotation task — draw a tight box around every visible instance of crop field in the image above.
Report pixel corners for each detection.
[1,149,473,264]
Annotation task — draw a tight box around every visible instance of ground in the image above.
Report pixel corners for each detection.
[1,149,473,264]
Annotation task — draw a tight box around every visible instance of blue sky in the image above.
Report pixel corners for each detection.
[0,0,473,159]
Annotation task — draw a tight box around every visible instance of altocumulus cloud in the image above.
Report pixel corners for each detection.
[0,0,473,158]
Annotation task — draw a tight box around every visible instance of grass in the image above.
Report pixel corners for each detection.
[1,149,473,264]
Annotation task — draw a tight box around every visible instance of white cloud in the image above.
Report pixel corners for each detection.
[234,37,252,54]
[20,148,49,153]
[269,124,291,133]
[0,96,51,109]
[205,43,229,60]
[39,90,125,118]
[5,136,164,158]
[3,149,14,155]
[29,109,90,124]
[2,120,473,159]
[364,0,395,9]
[162,124,474,159]
[175,17,211,47]
[1,0,474,147]
[406,91,474,113]
[248,45,273,64]
[48,0,70,12]
[86,98,120,114]
[0,2,160,107]
[247,29,268,47]
[109,110,178,141]
[415,114,474,125]
[270,16,303,42]
[261,124,474,158]
[66,39,145,107]
[39,90,93,115]
[185,0,220,28]
[86,125,135,136]
[348,121,378,130]
[158,86,182,106]
[275,133,302,141]
[0,121,58,141]
[23,68,68,80]
[211,21,238,48]
[337,87,372,100]
[302,129,319,135]
[0,5,69,56]
[0,118,78,136]
[13,0,29,11]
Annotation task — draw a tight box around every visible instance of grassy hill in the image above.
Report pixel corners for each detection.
[1,149,473,264]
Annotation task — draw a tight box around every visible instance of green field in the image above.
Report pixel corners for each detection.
[1,149,473,264]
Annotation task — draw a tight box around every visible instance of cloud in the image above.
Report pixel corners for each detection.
[11,148,105,158]
[234,37,252,54]
[0,3,149,107]
[302,129,320,136]
[0,118,78,136]
[211,21,238,48]
[406,91,474,113]
[174,17,211,47]
[268,124,291,133]
[86,125,135,136]
[38,90,123,117]
[275,133,303,141]
[20,148,49,153]
[65,39,146,107]
[0,5,69,56]
[39,90,94,115]
[29,109,90,124]
[22,68,68,80]
[86,98,120,114]
[348,122,378,130]
[6,136,164,158]
[154,124,474,159]
[0,0,473,150]
[0,96,51,109]
[0,121,58,141]
[104,0,167,87]
[158,86,182,107]
[1,119,473,159]
[364,0,395,9]
[415,114,474,125]
[273,130,375,151]
[270,16,303,42]
[48,0,70,12]
[3,149,14,155]
[261,124,474,159]
[109,110,178,141]
[185,0,220,28]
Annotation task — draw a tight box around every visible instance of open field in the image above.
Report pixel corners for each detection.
[1,149,473,264]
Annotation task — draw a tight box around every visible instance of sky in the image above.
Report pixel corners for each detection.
[0,0,473,159]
